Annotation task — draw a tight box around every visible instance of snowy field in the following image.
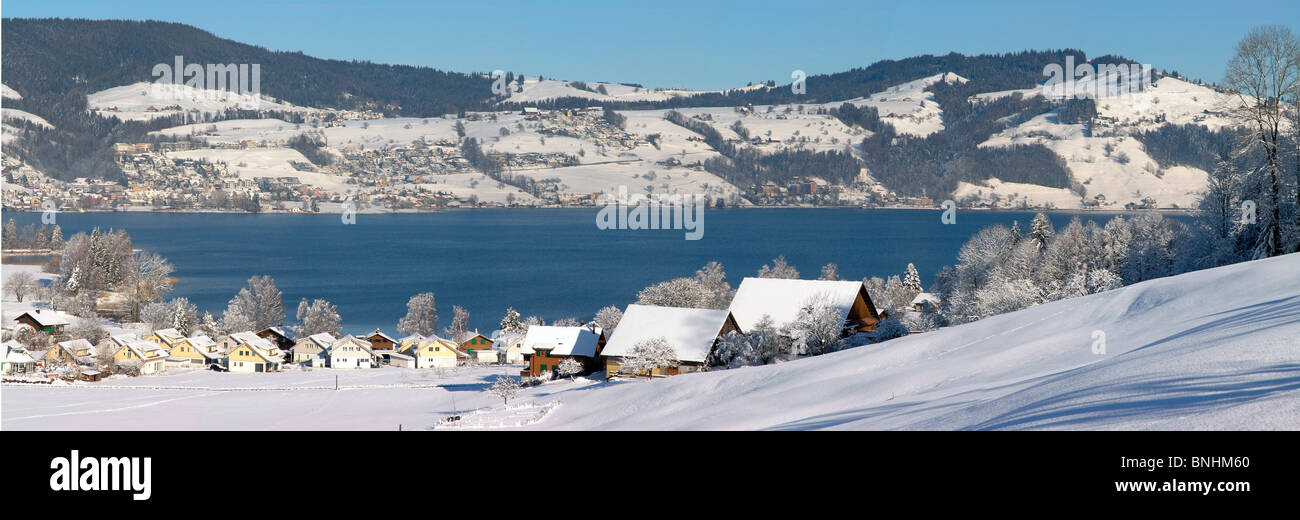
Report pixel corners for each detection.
[5,253,1298,430]
[1,365,529,430]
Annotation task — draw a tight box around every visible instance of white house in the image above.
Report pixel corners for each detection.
[2,340,37,374]
[291,332,338,364]
[327,335,377,369]
[492,332,527,364]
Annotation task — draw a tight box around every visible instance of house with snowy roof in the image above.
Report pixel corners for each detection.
[400,336,463,368]
[167,334,224,368]
[14,309,72,335]
[364,329,398,351]
[146,328,189,350]
[290,332,338,364]
[601,305,739,379]
[326,335,377,369]
[456,330,494,355]
[519,324,605,378]
[727,278,880,334]
[492,332,527,364]
[227,335,283,373]
[44,338,97,366]
[112,338,169,375]
[257,326,294,351]
[2,340,38,374]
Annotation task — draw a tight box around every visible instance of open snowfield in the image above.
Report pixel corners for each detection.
[1,365,527,430]
[5,253,1298,430]
[88,81,315,121]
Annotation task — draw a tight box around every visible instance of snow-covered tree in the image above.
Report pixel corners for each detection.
[636,276,711,308]
[443,305,470,340]
[556,358,584,381]
[757,255,800,279]
[142,301,173,331]
[499,306,524,334]
[398,292,438,336]
[170,297,199,336]
[487,375,520,404]
[221,275,284,332]
[872,318,910,343]
[199,312,220,338]
[693,261,733,309]
[296,298,342,337]
[620,337,679,379]
[593,305,622,334]
[784,295,847,356]
[1029,213,1054,252]
[67,318,108,344]
[903,263,922,292]
[125,251,174,321]
[818,262,841,281]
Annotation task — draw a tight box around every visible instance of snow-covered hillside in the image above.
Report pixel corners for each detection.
[509,252,1300,430]
[87,81,315,121]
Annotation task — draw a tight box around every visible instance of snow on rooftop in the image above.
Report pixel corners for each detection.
[601,304,733,364]
[728,277,867,331]
[520,325,601,357]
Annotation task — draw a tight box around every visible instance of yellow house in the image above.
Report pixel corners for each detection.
[166,335,223,368]
[401,336,463,368]
[228,340,282,373]
[146,328,190,350]
[113,339,169,375]
[44,339,97,365]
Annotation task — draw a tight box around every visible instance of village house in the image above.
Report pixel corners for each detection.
[327,335,377,369]
[226,332,283,373]
[44,338,96,366]
[14,309,72,336]
[290,332,338,365]
[257,327,295,352]
[2,340,38,374]
[401,336,463,368]
[727,278,880,334]
[492,332,527,364]
[113,338,170,375]
[601,305,740,379]
[456,331,494,355]
[146,328,189,351]
[166,334,224,368]
[364,329,398,351]
[519,324,605,378]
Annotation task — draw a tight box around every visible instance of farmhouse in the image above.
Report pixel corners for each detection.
[601,305,739,378]
[728,278,880,333]
[2,340,37,374]
[44,338,97,366]
[519,324,605,378]
[14,310,72,335]
[327,335,377,369]
[290,332,338,364]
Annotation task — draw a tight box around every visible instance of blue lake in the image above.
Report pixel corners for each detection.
[4,209,1190,335]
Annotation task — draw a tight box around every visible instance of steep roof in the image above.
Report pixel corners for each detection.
[56,338,96,356]
[728,278,871,331]
[601,305,733,363]
[366,329,398,343]
[18,309,71,327]
[328,335,375,356]
[521,326,601,357]
[231,331,277,351]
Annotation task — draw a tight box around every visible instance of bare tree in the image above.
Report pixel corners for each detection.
[1223,25,1300,257]
[5,271,36,302]
[124,251,174,321]
[443,305,470,340]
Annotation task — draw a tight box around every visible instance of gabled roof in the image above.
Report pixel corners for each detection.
[120,338,167,360]
[153,328,183,339]
[407,336,466,357]
[601,305,734,364]
[187,335,218,348]
[727,277,873,331]
[521,326,601,357]
[57,338,97,356]
[328,335,375,356]
[260,326,292,339]
[231,331,277,351]
[398,333,426,345]
[457,331,490,344]
[17,309,71,327]
[366,329,398,343]
[3,340,35,364]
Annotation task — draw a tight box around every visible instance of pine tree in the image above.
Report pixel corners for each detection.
[903,263,923,292]
[1030,213,1054,252]
[499,306,524,333]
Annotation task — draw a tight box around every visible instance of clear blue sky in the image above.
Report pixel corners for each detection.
[5,0,1297,89]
